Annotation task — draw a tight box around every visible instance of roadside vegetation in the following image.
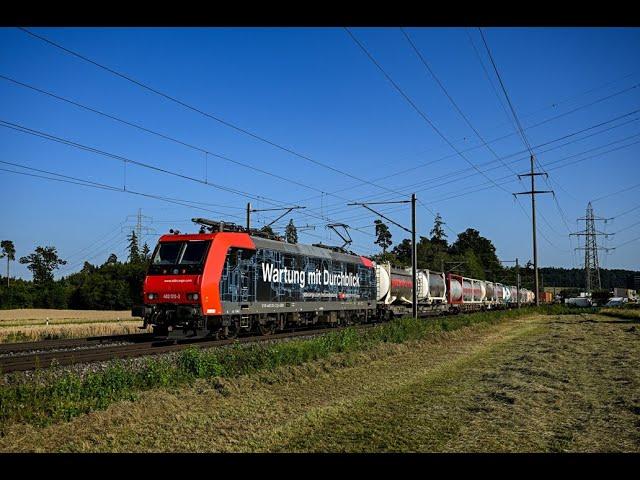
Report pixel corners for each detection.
[600,306,640,320]
[0,306,564,434]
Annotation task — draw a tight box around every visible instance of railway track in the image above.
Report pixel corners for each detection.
[0,323,378,374]
[0,332,155,355]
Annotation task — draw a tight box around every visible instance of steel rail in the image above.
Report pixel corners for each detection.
[0,324,379,374]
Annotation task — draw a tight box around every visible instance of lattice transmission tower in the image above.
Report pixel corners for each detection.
[570,202,612,292]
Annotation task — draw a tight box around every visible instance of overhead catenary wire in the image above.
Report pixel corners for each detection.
[0,73,426,237]
[422,132,640,204]
[0,118,378,237]
[310,76,640,214]
[345,27,513,197]
[401,27,522,179]
[401,27,583,248]
[478,28,581,268]
[0,74,332,196]
[289,130,640,237]
[591,182,640,203]
[292,72,640,207]
[2,68,635,240]
[0,163,243,219]
[611,234,640,250]
[318,117,640,220]
[15,28,438,207]
[0,164,375,256]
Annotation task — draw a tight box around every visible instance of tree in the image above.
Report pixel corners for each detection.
[141,243,151,262]
[449,228,502,280]
[374,220,392,253]
[19,246,67,284]
[285,219,298,244]
[127,231,140,264]
[81,261,95,274]
[430,213,448,247]
[106,253,118,265]
[0,240,16,288]
[259,225,276,238]
[391,238,412,266]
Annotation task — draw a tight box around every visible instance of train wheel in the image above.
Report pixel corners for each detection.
[224,322,239,339]
[257,322,276,336]
[153,326,168,337]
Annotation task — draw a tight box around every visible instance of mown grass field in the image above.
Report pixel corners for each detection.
[0,309,637,452]
[0,309,141,343]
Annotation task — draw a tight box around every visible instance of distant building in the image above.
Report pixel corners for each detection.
[543,286,575,295]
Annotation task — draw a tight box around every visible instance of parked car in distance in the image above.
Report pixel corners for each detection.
[605,297,627,307]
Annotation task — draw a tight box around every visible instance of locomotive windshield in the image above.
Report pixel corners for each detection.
[152,242,182,265]
[149,240,211,274]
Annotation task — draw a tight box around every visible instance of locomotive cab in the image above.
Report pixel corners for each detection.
[134,236,213,337]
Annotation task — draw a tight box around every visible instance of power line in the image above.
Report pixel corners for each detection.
[16,28,425,202]
[609,203,640,220]
[345,27,512,196]
[320,120,640,222]
[0,74,330,196]
[312,129,640,240]
[401,27,521,179]
[612,218,640,235]
[1,162,377,255]
[0,74,421,237]
[591,182,640,203]
[612,234,640,250]
[0,162,244,218]
[293,72,640,207]
[314,103,640,215]
[478,28,534,156]
[0,118,380,237]
[423,131,640,204]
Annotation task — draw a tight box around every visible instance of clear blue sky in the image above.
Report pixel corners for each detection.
[1,27,639,280]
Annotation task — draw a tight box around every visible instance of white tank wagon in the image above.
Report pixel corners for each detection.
[422,269,447,304]
[374,262,428,305]
[477,281,487,302]
[483,281,504,308]
[448,275,464,303]
[509,286,518,304]
[494,283,505,304]
[485,282,496,302]
[462,277,486,304]
[375,262,392,303]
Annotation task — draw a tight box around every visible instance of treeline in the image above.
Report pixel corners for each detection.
[538,267,638,290]
[0,232,149,310]
[371,214,524,286]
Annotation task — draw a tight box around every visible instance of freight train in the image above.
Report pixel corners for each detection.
[132,219,534,338]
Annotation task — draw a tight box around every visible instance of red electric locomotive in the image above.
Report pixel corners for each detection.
[133,218,377,338]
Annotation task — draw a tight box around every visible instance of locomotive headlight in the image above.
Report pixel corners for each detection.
[187,293,199,301]
[147,293,157,300]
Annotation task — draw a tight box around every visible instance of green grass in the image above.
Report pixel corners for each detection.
[599,308,640,321]
[0,306,567,434]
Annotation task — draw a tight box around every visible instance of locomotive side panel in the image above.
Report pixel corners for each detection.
[218,237,376,317]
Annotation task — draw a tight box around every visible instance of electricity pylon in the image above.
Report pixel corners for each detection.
[570,202,613,292]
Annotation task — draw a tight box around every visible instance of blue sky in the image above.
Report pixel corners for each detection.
[1,27,639,280]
